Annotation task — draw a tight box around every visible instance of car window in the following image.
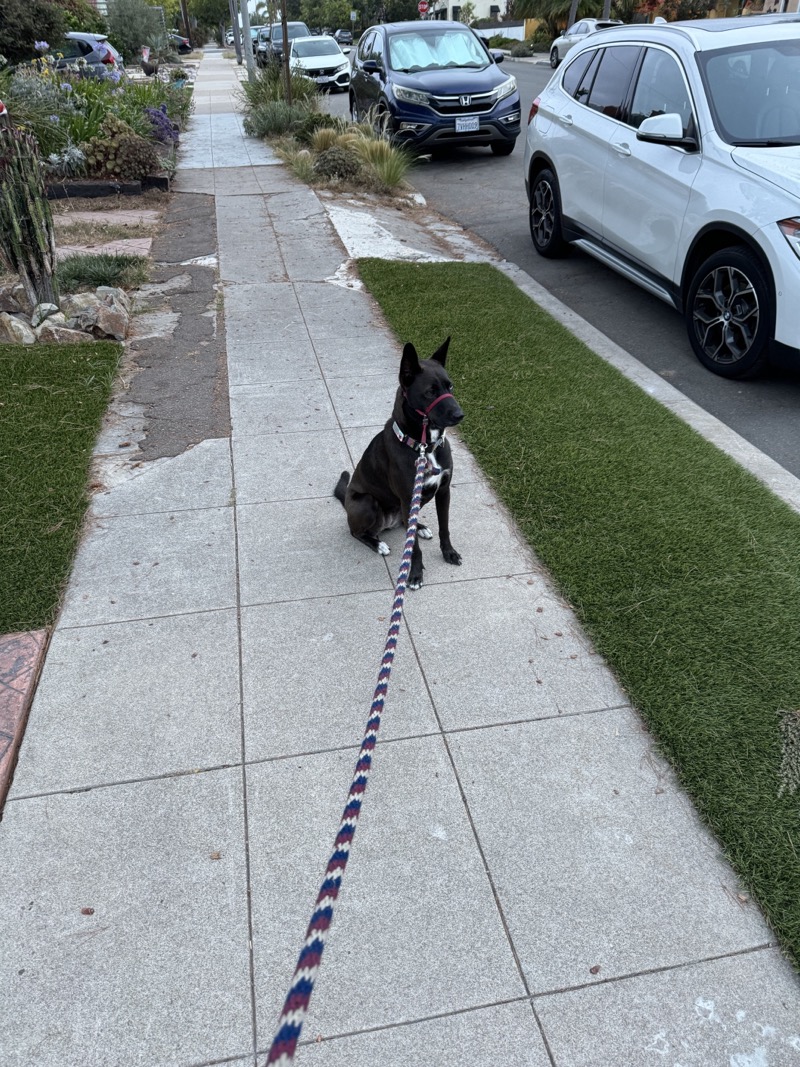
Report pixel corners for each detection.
[585,45,641,119]
[371,32,385,66]
[561,48,595,98]
[700,40,800,144]
[629,48,695,138]
[574,48,603,104]
[358,31,375,61]
[58,37,90,59]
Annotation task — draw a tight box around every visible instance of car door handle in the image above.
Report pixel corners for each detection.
[558,113,574,126]
[611,141,632,156]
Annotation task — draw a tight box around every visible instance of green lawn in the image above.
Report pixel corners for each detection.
[0,341,121,634]
[358,257,800,969]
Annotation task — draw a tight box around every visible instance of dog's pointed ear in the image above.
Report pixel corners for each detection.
[400,342,421,386]
[429,336,451,367]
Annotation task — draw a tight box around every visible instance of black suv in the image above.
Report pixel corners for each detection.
[333,29,353,46]
[256,21,311,65]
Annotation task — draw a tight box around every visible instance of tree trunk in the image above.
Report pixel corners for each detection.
[565,0,580,30]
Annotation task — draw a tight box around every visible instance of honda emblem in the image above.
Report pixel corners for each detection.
[459,95,471,107]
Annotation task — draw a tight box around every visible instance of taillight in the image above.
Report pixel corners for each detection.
[528,96,541,124]
[101,48,115,64]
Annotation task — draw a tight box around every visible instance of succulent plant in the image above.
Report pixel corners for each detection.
[82,113,159,181]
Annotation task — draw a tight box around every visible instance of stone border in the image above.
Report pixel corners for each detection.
[0,631,49,808]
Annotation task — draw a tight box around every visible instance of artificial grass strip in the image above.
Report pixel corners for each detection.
[357,257,800,968]
[0,341,121,633]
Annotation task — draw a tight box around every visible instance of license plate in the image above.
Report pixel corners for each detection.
[455,116,479,132]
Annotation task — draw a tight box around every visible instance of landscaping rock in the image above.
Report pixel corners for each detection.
[66,297,129,341]
[36,323,94,344]
[96,286,132,314]
[0,284,24,315]
[34,313,67,339]
[0,312,36,345]
[60,292,100,318]
[31,302,61,328]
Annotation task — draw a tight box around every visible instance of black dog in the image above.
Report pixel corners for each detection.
[334,337,464,590]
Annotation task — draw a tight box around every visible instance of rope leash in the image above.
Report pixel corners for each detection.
[265,443,429,1066]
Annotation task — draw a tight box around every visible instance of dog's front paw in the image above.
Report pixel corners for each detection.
[377,541,390,556]
[417,524,433,540]
[442,546,462,566]
[408,576,423,591]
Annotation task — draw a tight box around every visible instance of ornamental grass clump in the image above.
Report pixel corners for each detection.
[0,126,59,307]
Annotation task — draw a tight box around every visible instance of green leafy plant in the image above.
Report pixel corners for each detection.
[56,251,148,292]
[105,0,161,63]
[81,113,159,181]
[0,0,65,66]
[243,100,314,138]
[0,126,59,306]
[312,142,362,181]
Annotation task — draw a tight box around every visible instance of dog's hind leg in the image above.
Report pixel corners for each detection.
[346,493,391,556]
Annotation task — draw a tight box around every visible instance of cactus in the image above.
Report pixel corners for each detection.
[0,126,59,308]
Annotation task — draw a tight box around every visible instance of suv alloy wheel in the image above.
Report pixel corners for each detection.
[529,168,566,258]
[685,247,773,379]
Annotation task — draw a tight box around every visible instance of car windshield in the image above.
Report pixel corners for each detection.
[272,24,309,43]
[294,38,339,57]
[699,40,800,145]
[388,29,488,72]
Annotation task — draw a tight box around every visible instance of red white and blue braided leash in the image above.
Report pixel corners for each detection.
[265,442,429,1066]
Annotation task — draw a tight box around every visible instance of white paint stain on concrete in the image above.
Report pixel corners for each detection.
[730,1048,769,1067]
[325,204,449,263]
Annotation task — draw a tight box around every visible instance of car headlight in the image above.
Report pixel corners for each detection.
[394,84,431,107]
[495,75,517,102]
[778,217,800,261]
[336,62,349,73]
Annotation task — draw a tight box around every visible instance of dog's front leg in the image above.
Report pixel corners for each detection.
[435,484,462,566]
[408,533,424,590]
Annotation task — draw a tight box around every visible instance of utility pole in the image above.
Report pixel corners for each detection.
[229,0,243,62]
[239,0,257,81]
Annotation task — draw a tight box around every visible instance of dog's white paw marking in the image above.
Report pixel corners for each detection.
[409,579,421,590]
[417,524,433,540]
[377,541,390,556]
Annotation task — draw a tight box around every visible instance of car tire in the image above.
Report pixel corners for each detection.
[350,93,360,123]
[529,167,567,258]
[550,47,560,68]
[685,247,772,379]
[491,139,516,156]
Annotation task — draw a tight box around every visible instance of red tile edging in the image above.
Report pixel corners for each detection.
[0,629,49,810]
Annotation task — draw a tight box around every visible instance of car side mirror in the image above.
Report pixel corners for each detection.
[362,58,380,73]
[637,112,698,151]
[489,49,504,64]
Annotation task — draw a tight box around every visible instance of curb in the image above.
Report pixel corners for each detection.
[0,630,48,809]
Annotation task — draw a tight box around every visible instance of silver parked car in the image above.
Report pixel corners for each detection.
[549,18,622,68]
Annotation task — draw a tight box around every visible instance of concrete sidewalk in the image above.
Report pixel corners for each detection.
[2,48,800,1067]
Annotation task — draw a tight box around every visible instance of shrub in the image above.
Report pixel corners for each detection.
[59,0,107,34]
[243,100,313,138]
[294,111,346,146]
[313,144,362,182]
[145,102,178,143]
[0,0,65,66]
[82,113,159,180]
[43,141,86,178]
[105,0,161,64]
[239,62,318,108]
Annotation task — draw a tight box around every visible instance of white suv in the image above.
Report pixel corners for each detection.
[524,15,800,379]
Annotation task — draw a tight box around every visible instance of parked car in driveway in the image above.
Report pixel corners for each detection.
[256,21,311,65]
[289,36,351,91]
[549,18,622,68]
[169,32,192,55]
[333,29,353,48]
[349,20,520,155]
[54,32,124,76]
[524,14,800,379]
